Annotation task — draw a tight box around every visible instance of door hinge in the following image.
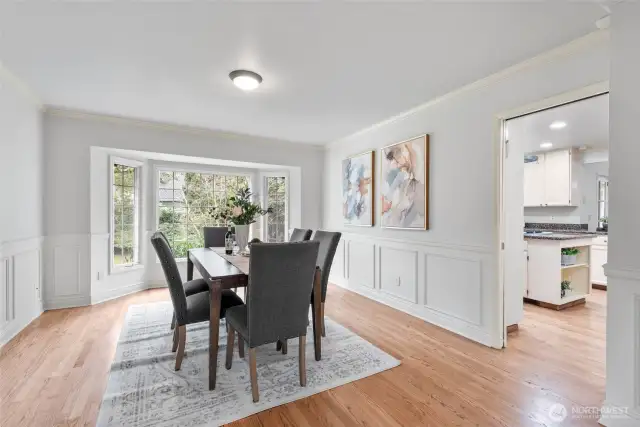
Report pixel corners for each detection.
[501,242,505,250]
[504,140,510,159]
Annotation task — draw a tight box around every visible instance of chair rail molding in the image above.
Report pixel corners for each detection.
[0,236,44,347]
[329,232,499,348]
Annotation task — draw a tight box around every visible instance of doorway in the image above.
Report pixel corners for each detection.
[498,85,609,347]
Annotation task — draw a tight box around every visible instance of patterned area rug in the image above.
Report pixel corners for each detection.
[97,302,400,427]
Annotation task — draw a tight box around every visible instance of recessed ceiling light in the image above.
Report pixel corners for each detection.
[549,121,567,130]
[229,70,262,91]
[540,141,553,149]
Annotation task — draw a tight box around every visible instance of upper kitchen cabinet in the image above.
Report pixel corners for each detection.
[524,149,577,207]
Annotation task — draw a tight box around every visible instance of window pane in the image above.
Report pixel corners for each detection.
[122,167,135,187]
[114,165,123,186]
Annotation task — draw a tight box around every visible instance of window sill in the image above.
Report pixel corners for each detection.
[110,264,145,275]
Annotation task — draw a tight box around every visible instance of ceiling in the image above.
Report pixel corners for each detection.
[0,3,607,144]
[508,93,609,155]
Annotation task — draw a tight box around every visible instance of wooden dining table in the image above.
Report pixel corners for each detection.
[187,247,323,391]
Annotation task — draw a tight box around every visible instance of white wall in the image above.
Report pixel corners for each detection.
[43,112,323,308]
[601,4,640,426]
[323,32,609,348]
[0,67,44,346]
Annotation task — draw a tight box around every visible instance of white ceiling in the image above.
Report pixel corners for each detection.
[508,93,609,155]
[0,2,606,144]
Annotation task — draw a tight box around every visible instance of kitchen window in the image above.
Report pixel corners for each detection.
[157,170,250,259]
[597,176,609,228]
[111,159,142,270]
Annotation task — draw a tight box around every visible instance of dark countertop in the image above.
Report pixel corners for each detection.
[523,231,600,241]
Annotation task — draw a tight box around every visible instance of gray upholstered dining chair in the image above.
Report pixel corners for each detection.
[157,231,211,330]
[224,241,320,403]
[311,231,341,337]
[151,232,244,371]
[204,226,232,248]
[289,228,312,242]
[278,230,341,354]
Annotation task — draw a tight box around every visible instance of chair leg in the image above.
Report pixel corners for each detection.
[171,312,176,330]
[172,326,179,352]
[249,348,259,403]
[225,325,235,369]
[276,340,282,351]
[321,302,326,337]
[238,335,245,359]
[299,335,307,386]
[281,339,288,355]
[175,325,186,371]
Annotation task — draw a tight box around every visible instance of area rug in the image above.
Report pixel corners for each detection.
[97,301,400,427]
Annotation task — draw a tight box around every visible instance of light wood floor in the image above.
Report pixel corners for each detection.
[0,285,606,426]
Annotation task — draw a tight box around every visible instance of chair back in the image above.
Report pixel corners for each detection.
[150,232,188,325]
[246,241,320,347]
[290,228,312,242]
[204,226,232,248]
[312,231,342,302]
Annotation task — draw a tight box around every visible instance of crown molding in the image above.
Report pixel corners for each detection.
[44,106,326,151]
[0,62,43,109]
[326,29,609,150]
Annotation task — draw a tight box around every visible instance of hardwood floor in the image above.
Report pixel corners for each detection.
[0,286,606,426]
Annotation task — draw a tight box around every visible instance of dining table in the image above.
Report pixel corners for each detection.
[187,247,323,391]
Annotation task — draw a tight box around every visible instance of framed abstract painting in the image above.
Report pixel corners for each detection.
[342,150,375,226]
[380,134,430,230]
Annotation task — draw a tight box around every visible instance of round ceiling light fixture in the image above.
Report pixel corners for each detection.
[229,70,262,91]
[549,121,567,130]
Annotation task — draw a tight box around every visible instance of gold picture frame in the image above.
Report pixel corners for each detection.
[379,134,429,230]
[342,150,375,227]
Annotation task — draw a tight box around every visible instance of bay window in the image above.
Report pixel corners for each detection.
[157,170,249,259]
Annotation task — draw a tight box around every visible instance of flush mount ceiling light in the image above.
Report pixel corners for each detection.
[540,141,553,149]
[549,121,567,130]
[229,70,262,91]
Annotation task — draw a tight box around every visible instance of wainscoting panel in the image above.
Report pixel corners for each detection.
[379,247,418,304]
[0,237,43,347]
[44,234,91,309]
[347,240,375,289]
[330,232,498,348]
[332,239,346,281]
[425,254,482,325]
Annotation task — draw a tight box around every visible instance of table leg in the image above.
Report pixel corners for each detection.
[187,253,194,281]
[312,267,322,361]
[209,280,222,390]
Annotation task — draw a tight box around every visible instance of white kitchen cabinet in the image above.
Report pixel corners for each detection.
[591,236,608,286]
[523,149,577,207]
[543,150,572,206]
[524,158,545,207]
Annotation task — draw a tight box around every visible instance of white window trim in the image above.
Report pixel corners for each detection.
[153,163,255,262]
[109,156,144,274]
[260,171,290,242]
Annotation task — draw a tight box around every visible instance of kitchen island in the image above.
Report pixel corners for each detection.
[524,232,596,310]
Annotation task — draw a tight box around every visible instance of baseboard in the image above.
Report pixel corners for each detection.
[330,278,500,349]
[43,294,90,310]
[592,283,607,290]
[599,401,640,427]
[146,281,167,289]
[0,309,43,348]
[91,282,147,305]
